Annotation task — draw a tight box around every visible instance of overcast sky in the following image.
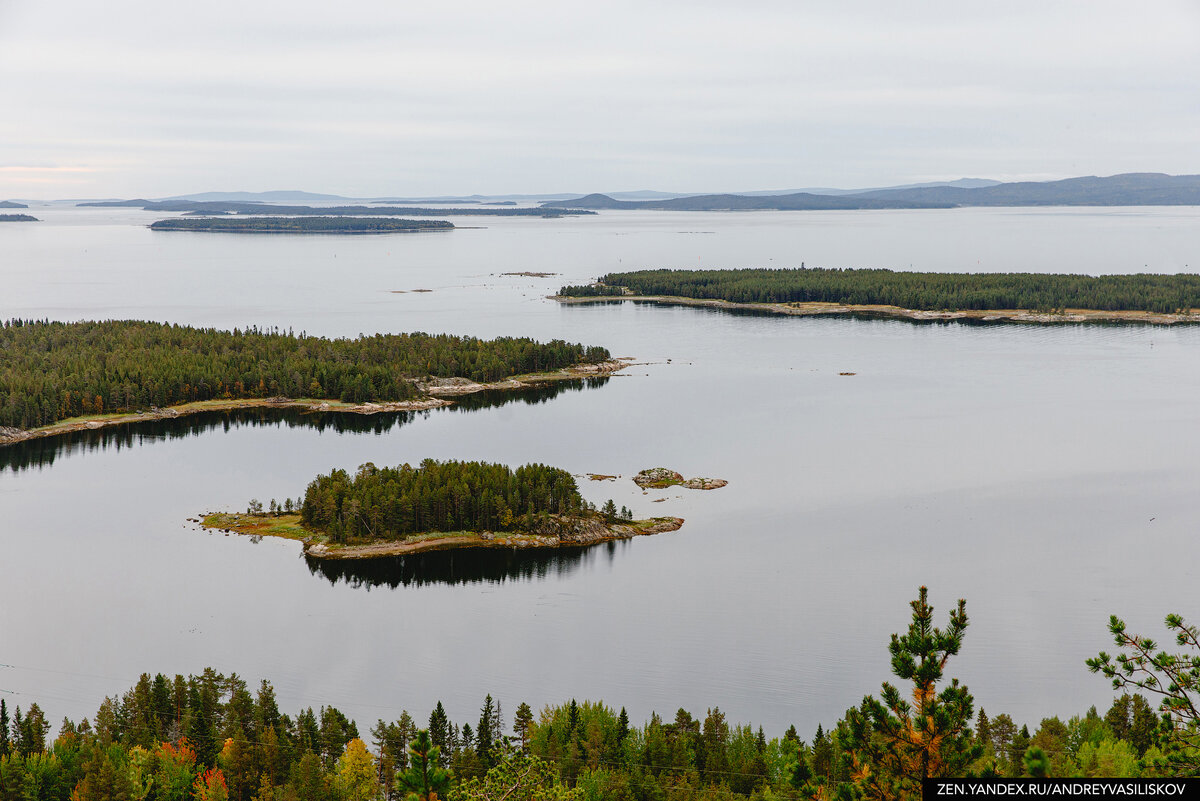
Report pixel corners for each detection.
[2,1,1198,199]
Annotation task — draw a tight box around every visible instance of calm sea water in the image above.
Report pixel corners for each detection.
[2,205,1199,737]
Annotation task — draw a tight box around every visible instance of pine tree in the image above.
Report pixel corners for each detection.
[791,744,813,789]
[0,699,8,758]
[398,730,448,801]
[1023,746,1049,778]
[838,587,981,799]
[513,703,534,753]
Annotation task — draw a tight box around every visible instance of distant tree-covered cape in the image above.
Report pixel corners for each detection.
[301,459,589,541]
[541,173,1200,210]
[0,214,38,222]
[561,267,1200,313]
[83,199,595,216]
[149,216,452,233]
[0,320,609,430]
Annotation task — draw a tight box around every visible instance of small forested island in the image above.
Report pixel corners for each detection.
[0,200,27,208]
[0,213,38,222]
[149,216,453,234]
[558,267,1200,323]
[0,320,618,441]
[202,459,683,559]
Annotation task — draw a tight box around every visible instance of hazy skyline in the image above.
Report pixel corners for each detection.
[2,1,1198,199]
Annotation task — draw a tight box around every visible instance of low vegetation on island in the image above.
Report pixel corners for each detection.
[202,459,683,558]
[0,214,38,222]
[560,267,1200,322]
[634,467,728,490]
[149,217,453,234]
[1,588,1196,801]
[0,320,614,437]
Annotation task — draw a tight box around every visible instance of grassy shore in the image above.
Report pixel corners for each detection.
[200,511,684,560]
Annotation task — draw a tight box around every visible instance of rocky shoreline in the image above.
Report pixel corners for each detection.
[634,467,728,490]
[200,511,684,560]
[553,294,1200,326]
[0,358,633,447]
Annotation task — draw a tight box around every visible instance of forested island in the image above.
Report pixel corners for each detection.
[0,589,1194,801]
[0,200,27,208]
[149,217,453,234]
[0,320,617,440]
[559,268,1200,323]
[0,214,38,222]
[202,459,683,558]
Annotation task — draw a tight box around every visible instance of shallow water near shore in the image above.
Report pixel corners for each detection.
[3,205,1200,735]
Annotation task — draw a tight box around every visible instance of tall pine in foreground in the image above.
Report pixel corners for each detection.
[838,586,980,800]
[399,729,449,801]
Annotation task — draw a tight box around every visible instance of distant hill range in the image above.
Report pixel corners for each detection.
[541,173,1200,210]
[0,200,28,209]
[76,200,593,217]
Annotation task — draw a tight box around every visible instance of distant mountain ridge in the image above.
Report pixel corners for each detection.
[541,173,1200,210]
[75,179,1001,206]
[547,193,955,211]
[66,174,1200,210]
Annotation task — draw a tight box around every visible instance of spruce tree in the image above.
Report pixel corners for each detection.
[976,708,991,755]
[428,702,450,768]
[811,724,832,778]
[477,694,496,766]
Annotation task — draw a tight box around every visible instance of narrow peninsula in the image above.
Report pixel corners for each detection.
[0,320,621,444]
[557,267,1200,324]
[201,459,683,559]
[149,216,453,234]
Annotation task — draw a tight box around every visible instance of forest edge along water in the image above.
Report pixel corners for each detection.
[557,267,1200,324]
[554,294,1200,325]
[199,510,685,559]
[0,359,631,447]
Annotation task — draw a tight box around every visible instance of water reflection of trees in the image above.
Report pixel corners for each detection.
[0,378,607,474]
[304,539,627,589]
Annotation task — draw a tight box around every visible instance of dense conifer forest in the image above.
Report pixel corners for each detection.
[1,590,1195,800]
[299,460,593,541]
[149,218,453,233]
[560,268,1200,313]
[0,320,610,430]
